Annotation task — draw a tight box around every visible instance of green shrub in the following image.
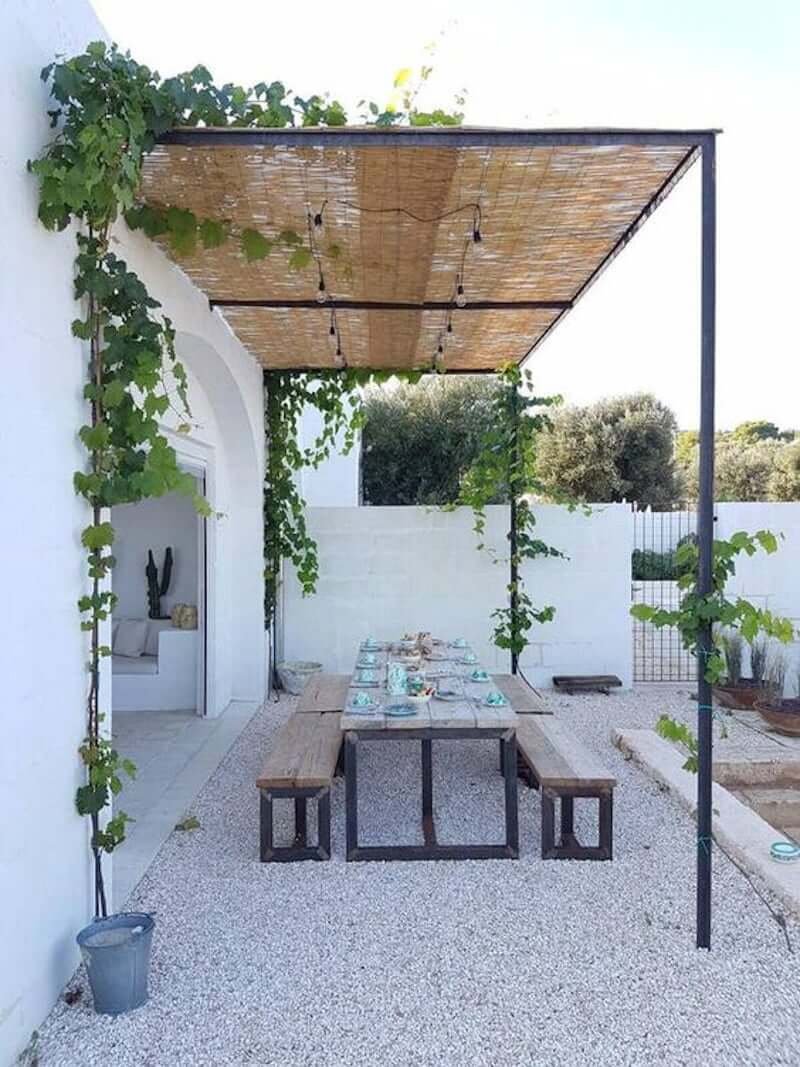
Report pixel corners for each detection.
[632,548,678,581]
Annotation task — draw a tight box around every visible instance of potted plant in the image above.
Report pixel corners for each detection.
[754,652,800,736]
[631,530,794,751]
[713,633,770,710]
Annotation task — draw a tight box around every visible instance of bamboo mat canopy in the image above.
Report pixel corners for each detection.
[141,127,712,372]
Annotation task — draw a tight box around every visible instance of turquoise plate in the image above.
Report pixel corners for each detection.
[385,704,417,717]
[470,670,490,682]
[349,695,379,712]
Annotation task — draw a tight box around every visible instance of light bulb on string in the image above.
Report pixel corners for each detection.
[472,207,482,244]
[317,279,327,304]
[455,283,467,309]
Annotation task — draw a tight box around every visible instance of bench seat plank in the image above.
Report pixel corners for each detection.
[492,674,548,714]
[295,712,342,787]
[297,673,350,713]
[257,713,341,789]
[516,718,616,790]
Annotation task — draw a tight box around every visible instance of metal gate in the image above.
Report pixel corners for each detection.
[632,502,697,682]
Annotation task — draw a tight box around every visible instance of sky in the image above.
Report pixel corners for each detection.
[92,0,800,430]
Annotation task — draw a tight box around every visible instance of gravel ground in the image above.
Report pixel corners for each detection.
[37,687,800,1067]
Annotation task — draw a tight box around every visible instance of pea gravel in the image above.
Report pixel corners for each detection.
[37,687,800,1067]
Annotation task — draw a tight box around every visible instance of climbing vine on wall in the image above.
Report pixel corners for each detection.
[452,363,564,662]
[31,41,461,915]
[263,368,422,625]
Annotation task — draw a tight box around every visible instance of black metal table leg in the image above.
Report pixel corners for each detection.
[421,738,436,846]
[502,731,519,856]
[345,727,518,861]
[345,732,358,861]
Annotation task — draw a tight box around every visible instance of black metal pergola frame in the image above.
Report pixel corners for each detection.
[156,126,718,948]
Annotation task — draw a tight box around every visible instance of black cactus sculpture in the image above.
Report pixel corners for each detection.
[146,546,173,619]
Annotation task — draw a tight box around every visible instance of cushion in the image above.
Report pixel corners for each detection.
[113,619,148,658]
[112,654,158,676]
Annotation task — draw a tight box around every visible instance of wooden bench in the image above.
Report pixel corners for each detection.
[552,674,622,695]
[256,712,342,861]
[515,717,616,860]
[297,673,350,713]
[492,674,549,714]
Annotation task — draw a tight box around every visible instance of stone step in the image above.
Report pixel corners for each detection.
[736,787,800,831]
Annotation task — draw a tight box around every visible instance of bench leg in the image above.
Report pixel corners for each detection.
[599,790,613,861]
[260,791,273,862]
[318,789,331,858]
[260,787,331,862]
[541,788,613,860]
[334,741,345,778]
[294,798,308,846]
[541,790,556,858]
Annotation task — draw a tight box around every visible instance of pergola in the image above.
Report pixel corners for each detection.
[141,126,718,946]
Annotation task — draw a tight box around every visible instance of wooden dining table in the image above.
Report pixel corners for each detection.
[340,640,520,862]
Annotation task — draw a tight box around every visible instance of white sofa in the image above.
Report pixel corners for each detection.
[112,619,198,711]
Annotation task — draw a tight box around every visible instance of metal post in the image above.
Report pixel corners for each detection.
[696,134,717,950]
[510,382,520,676]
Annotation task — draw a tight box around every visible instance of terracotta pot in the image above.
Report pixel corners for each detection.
[712,680,767,710]
[754,697,800,737]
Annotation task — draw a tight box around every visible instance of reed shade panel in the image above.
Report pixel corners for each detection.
[140,136,693,371]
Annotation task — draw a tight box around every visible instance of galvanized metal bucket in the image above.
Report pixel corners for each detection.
[77,912,155,1015]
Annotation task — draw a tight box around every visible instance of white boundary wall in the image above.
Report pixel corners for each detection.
[716,502,800,679]
[283,504,634,688]
[0,4,266,1060]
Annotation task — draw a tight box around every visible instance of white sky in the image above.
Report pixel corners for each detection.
[92,0,800,430]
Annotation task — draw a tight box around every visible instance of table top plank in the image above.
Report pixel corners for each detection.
[428,702,477,728]
[342,639,518,733]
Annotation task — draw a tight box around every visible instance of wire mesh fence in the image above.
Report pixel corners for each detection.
[631,502,697,682]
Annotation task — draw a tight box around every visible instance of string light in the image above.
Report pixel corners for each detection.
[455,278,467,308]
[434,338,446,373]
[472,206,482,243]
[316,278,327,304]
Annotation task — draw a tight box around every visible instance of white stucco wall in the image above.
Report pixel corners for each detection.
[112,491,200,620]
[298,405,360,506]
[282,504,634,687]
[716,502,800,679]
[0,5,266,1061]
